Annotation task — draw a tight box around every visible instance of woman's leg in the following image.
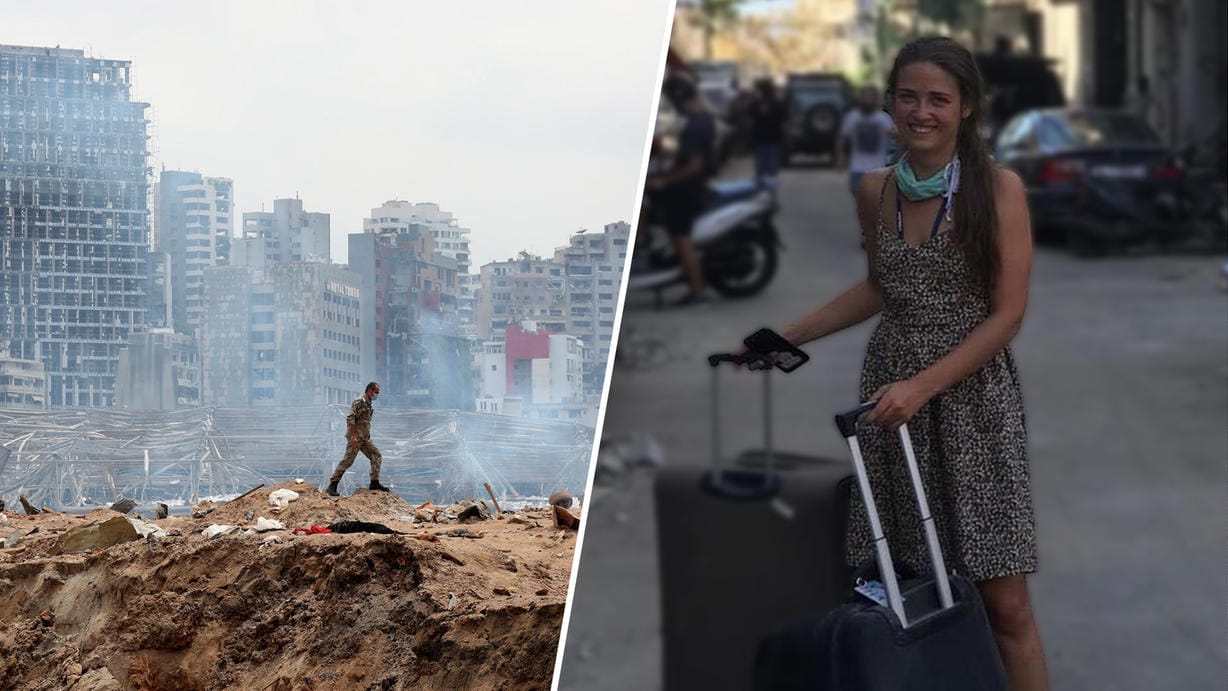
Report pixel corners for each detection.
[977,574,1049,691]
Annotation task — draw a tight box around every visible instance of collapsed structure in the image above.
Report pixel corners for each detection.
[0,406,594,511]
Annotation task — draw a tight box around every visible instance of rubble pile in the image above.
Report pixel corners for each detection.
[0,481,580,690]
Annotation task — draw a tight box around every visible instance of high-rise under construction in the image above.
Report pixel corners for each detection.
[0,45,150,408]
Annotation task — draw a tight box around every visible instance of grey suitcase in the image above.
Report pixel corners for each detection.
[655,356,854,691]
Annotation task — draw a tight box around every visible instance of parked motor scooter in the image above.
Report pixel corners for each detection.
[629,180,780,306]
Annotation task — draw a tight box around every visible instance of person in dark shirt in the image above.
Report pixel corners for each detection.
[751,77,785,188]
[647,73,715,306]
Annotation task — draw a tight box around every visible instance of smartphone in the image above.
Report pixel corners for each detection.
[742,328,809,373]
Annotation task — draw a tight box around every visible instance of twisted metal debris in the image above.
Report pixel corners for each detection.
[0,406,594,511]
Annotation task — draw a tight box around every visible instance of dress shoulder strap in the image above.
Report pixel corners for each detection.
[876,168,895,231]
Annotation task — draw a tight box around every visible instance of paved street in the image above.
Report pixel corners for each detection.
[558,163,1228,690]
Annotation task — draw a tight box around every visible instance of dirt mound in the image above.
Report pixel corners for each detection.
[0,482,577,689]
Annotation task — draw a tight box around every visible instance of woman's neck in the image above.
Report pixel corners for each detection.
[907,146,956,179]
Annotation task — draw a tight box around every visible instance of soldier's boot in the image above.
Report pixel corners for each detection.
[369,480,390,492]
[325,480,340,497]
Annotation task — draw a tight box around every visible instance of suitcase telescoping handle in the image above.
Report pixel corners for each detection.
[835,402,955,628]
[707,353,776,486]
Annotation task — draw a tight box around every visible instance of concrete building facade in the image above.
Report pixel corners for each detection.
[235,198,330,268]
[554,221,629,393]
[0,44,150,408]
[152,170,233,335]
[0,354,47,409]
[474,254,567,342]
[349,224,469,410]
[200,263,363,406]
[476,321,589,423]
[114,329,200,410]
[364,201,474,323]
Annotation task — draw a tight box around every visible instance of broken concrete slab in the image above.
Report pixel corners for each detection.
[19,494,40,516]
[49,516,140,555]
[553,505,580,531]
[108,498,136,515]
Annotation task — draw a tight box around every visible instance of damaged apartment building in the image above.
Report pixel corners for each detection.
[474,221,629,412]
[198,197,363,407]
[0,45,150,408]
[350,208,470,411]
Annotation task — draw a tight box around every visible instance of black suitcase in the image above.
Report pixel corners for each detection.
[655,350,854,691]
[752,402,1010,691]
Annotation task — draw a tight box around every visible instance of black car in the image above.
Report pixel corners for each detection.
[994,108,1190,254]
[781,72,853,167]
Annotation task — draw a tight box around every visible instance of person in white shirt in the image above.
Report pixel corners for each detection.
[837,85,897,196]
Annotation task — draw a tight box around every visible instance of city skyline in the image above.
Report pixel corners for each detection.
[3,0,673,267]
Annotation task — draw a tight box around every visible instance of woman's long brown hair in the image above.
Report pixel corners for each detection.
[886,36,999,293]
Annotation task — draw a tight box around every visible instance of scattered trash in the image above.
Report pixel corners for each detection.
[191,500,217,519]
[244,509,255,522]
[268,489,300,509]
[202,524,238,540]
[451,500,491,522]
[292,525,333,535]
[49,516,140,555]
[508,514,539,527]
[549,490,573,509]
[0,514,7,526]
[261,535,283,546]
[294,478,305,484]
[155,503,169,520]
[3,529,21,549]
[127,517,168,539]
[447,592,457,610]
[109,498,137,515]
[327,520,403,535]
[254,517,285,533]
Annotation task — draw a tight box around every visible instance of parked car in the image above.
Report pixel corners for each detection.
[994,108,1192,255]
[781,72,853,167]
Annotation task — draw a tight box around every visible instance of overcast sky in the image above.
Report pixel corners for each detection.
[5,0,675,267]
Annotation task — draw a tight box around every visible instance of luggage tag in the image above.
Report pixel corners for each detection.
[853,578,893,608]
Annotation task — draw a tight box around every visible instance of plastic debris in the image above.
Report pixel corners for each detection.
[254,517,286,532]
[127,517,168,539]
[292,525,333,535]
[268,489,300,509]
[202,524,238,540]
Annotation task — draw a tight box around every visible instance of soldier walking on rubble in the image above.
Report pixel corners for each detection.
[326,382,390,496]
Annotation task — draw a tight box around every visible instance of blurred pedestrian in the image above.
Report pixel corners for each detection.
[837,85,896,196]
[750,77,786,189]
[646,73,716,306]
[326,382,389,495]
[751,36,1049,690]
